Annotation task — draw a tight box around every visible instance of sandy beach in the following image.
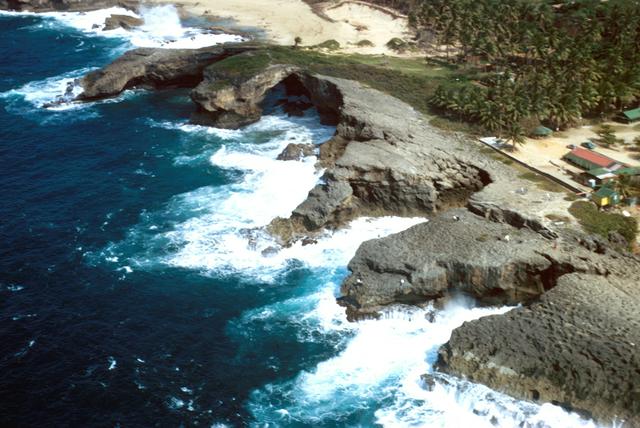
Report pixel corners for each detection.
[156,0,413,54]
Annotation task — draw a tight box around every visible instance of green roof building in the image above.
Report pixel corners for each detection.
[616,107,640,124]
[591,186,620,207]
[531,125,553,138]
[583,168,616,187]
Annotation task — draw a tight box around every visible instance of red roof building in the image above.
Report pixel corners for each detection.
[563,148,622,170]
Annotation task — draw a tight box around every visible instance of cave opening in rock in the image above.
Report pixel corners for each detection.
[261,74,315,119]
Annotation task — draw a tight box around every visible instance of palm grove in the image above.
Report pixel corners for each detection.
[405,0,640,144]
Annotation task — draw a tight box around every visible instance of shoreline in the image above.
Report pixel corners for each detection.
[152,0,415,55]
[3,3,639,425]
[75,41,640,424]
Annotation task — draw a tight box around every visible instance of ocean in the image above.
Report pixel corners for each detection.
[0,6,600,427]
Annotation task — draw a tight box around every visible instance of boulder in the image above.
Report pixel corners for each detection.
[276,143,315,161]
[437,273,640,425]
[103,14,143,31]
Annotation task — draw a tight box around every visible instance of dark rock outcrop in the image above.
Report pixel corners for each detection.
[276,143,316,161]
[70,46,640,423]
[78,45,256,100]
[339,209,561,320]
[191,63,300,128]
[437,272,640,425]
[103,14,143,31]
[0,0,136,12]
[191,55,343,128]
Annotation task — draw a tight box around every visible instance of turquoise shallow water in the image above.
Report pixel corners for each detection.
[0,8,602,428]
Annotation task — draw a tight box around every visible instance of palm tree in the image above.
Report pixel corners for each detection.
[615,175,633,200]
[503,122,526,150]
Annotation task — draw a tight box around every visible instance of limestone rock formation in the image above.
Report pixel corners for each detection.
[103,14,143,31]
[276,143,316,161]
[437,272,640,425]
[191,54,343,128]
[78,45,255,100]
[191,63,300,128]
[68,45,640,424]
[339,209,557,320]
[338,207,633,320]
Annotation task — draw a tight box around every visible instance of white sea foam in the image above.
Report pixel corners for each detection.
[0,66,141,118]
[107,356,117,370]
[246,297,598,427]
[108,113,394,280]
[125,115,425,280]
[106,110,599,426]
[32,5,243,49]
[0,67,88,111]
[1,5,242,116]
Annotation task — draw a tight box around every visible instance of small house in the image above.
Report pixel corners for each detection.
[616,107,640,124]
[591,186,621,207]
[583,168,616,187]
[563,147,622,171]
[531,125,553,138]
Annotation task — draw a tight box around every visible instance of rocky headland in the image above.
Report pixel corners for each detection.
[75,44,640,425]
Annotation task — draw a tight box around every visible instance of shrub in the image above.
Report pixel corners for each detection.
[595,124,623,147]
[314,39,341,51]
[569,201,638,245]
[386,37,409,52]
[356,39,374,47]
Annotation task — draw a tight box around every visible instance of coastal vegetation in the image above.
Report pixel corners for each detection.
[408,0,640,137]
[569,201,638,244]
[201,46,454,116]
[595,124,623,147]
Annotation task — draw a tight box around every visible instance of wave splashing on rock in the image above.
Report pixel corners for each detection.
[14,5,243,49]
[247,296,597,427]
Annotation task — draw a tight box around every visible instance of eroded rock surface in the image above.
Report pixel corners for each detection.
[103,14,143,31]
[191,63,300,128]
[78,45,255,100]
[339,210,555,320]
[276,143,316,161]
[437,272,640,425]
[70,45,640,424]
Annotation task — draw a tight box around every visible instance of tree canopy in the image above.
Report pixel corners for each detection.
[408,0,640,136]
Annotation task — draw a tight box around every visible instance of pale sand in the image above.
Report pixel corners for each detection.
[495,121,639,194]
[518,122,640,171]
[156,0,413,54]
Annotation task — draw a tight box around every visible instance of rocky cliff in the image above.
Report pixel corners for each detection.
[191,63,301,128]
[78,45,256,101]
[437,272,640,425]
[76,45,640,425]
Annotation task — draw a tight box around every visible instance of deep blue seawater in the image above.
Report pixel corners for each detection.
[0,12,346,427]
[0,9,601,428]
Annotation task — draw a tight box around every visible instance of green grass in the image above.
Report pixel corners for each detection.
[518,171,567,193]
[205,46,455,115]
[569,201,638,245]
[429,116,483,134]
